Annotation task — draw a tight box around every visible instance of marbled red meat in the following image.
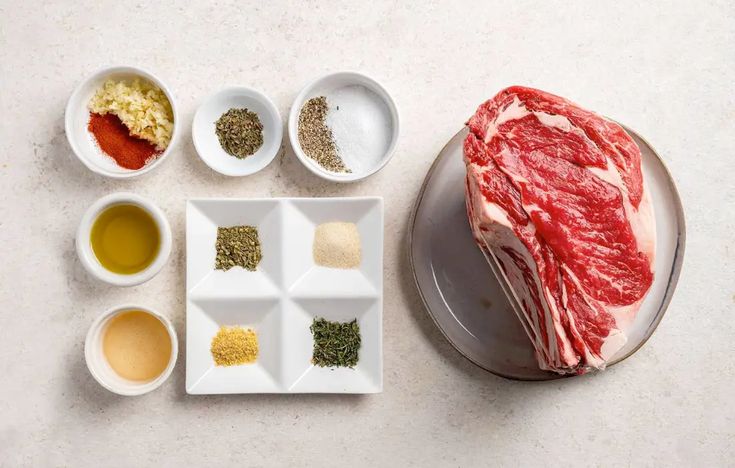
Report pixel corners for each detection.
[464,86,656,373]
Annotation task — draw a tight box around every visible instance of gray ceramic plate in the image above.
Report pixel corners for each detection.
[409,127,686,380]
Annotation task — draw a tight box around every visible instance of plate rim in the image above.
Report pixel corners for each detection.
[408,126,687,381]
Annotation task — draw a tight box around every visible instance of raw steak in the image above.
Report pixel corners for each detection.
[463,86,655,374]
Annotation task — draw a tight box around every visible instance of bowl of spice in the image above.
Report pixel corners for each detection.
[65,65,179,178]
[76,192,173,286]
[192,87,283,176]
[85,304,178,396]
[288,72,400,183]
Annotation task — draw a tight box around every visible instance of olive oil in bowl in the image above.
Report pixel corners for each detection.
[90,204,160,274]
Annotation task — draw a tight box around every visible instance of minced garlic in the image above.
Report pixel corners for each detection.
[210,326,259,366]
[88,78,174,150]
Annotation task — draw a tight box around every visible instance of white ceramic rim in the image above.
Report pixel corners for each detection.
[76,192,172,286]
[287,71,400,183]
[64,65,180,179]
[192,86,283,177]
[84,304,178,396]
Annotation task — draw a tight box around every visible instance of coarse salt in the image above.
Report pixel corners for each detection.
[325,85,391,175]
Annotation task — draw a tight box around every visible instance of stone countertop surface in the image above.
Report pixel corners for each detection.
[1,1,733,466]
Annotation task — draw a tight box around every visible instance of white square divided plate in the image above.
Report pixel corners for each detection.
[185,197,383,394]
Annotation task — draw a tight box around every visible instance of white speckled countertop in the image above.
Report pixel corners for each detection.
[1,1,733,466]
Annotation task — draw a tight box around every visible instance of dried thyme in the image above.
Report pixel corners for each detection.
[310,317,361,368]
[214,225,262,271]
[297,96,350,173]
[215,108,264,158]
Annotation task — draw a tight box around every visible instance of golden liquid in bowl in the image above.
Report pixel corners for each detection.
[103,310,172,381]
[90,204,160,274]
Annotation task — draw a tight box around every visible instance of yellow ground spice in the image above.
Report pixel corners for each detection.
[210,326,259,366]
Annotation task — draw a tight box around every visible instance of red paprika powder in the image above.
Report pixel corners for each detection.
[88,113,161,170]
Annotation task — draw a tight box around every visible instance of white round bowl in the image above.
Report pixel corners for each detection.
[192,87,283,176]
[288,71,400,183]
[85,304,178,396]
[65,65,180,178]
[76,192,172,287]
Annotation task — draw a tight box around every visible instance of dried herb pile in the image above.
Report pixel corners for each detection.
[214,225,262,271]
[310,317,361,368]
[215,108,264,158]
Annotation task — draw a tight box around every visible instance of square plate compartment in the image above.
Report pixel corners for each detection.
[186,197,383,394]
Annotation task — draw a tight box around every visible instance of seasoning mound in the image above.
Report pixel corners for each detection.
[88,113,161,170]
[215,108,264,159]
[215,225,262,271]
[310,318,361,368]
[88,78,173,150]
[325,85,392,175]
[297,96,350,173]
[313,222,361,269]
[211,326,259,366]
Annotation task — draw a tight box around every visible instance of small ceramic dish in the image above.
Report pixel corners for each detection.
[192,87,283,176]
[65,65,180,178]
[85,304,178,396]
[288,72,400,183]
[76,192,172,287]
[186,197,383,394]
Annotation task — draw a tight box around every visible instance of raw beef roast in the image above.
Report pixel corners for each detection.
[464,86,655,374]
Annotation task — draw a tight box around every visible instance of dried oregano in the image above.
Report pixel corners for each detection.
[214,225,262,271]
[215,108,264,159]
